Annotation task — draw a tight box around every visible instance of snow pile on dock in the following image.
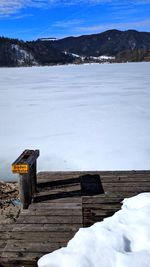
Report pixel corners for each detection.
[38,193,150,267]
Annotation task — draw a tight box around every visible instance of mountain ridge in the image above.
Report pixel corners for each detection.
[0,29,150,67]
[48,29,150,57]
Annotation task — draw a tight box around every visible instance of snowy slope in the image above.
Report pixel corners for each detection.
[0,62,150,181]
[11,44,37,66]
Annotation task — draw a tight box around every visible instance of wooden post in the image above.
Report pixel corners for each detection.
[19,173,32,209]
[12,149,40,209]
[30,161,37,194]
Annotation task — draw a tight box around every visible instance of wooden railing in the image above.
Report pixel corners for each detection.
[12,149,39,209]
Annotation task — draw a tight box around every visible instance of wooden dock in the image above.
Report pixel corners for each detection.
[1,170,150,267]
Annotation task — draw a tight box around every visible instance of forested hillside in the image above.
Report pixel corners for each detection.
[0,29,150,67]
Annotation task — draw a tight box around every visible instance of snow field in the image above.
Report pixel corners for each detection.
[0,62,150,180]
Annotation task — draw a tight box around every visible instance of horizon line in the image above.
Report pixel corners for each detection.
[0,28,150,42]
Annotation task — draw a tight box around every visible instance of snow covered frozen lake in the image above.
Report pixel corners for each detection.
[0,62,150,181]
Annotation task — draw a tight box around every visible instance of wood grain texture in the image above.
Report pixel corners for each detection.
[1,170,150,267]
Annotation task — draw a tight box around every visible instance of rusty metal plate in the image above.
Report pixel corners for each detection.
[12,164,29,174]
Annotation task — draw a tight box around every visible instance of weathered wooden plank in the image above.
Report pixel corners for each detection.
[1,251,44,264]
[83,209,119,216]
[105,192,139,196]
[83,203,121,210]
[4,240,66,253]
[103,186,150,192]
[1,235,71,244]
[32,197,82,203]
[38,178,80,185]
[38,196,82,204]
[29,202,82,209]
[83,214,115,226]
[82,196,127,204]
[0,224,16,231]
[36,174,75,183]
[29,204,82,211]
[0,241,7,249]
[21,209,82,216]
[13,223,82,232]
[0,231,75,242]
[33,193,81,202]
[84,213,116,220]
[100,176,150,182]
[0,232,11,239]
[102,182,150,187]
[17,215,82,224]
[31,200,82,205]
[100,172,150,176]
[33,193,81,203]
[35,184,81,194]
[83,196,123,206]
[37,171,150,178]
[0,263,37,267]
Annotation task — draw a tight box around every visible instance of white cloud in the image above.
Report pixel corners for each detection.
[0,0,48,16]
[0,0,149,16]
[0,0,116,17]
[76,19,150,34]
[53,19,84,28]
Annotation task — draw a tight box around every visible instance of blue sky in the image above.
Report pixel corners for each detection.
[0,0,150,40]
